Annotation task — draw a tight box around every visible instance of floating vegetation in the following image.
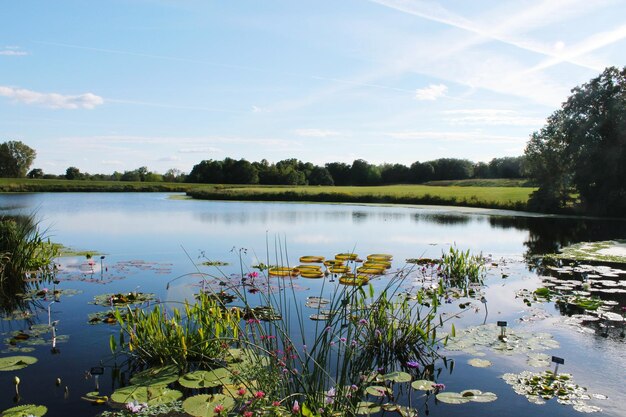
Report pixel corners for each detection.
[436,390,497,404]
[100,401,184,417]
[406,258,437,265]
[328,265,350,274]
[356,266,385,275]
[549,240,626,264]
[178,368,231,389]
[339,274,369,286]
[0,404,47,417]
[501,371,605,412]
[243,305,282,321]
[54,245,101,258]
[335,253,358,261]
[526,353,551,368]
[110,385,183,405]
[201,260,229,267]
[182,394,235,417]
[305,297,330,309]
[467,358,492,368]
[55,258,173,284]
[80,391,108,405]
[367,254,393,262]
[267,267,299,277]
[4,325,68,349]
[88,310,128,325]
[0,355,37,371]
[299,255,324,263]
[91,292,156,307]
[445,323,559,356]
[19,287,82,301]
[130,365,179,386]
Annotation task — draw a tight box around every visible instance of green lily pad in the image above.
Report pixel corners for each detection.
[130,365,179,386]
[355,401,382,415]
[110,385,182,405]
[383,371,412,383]
[460,390,497,403]
[0,355,38,371]
[178,368,231,389]
[365,385,391,397]
[1,404,47,417]
[467,358,492,368]
[182,394,235,417]
[411,380,435,391]
[436,392,471,404]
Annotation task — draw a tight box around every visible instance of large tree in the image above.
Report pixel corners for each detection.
[0,141,36,178]
[525,66,626,215]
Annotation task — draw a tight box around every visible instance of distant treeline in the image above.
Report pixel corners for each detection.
[23,156,526,186]
[186,156,526,186]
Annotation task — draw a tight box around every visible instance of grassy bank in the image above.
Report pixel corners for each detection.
[187,184,535,211]
[0,178,210,192]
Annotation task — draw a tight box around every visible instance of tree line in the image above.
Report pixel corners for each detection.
[186,156,526,186]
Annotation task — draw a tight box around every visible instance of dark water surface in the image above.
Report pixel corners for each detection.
[1,193,625,417]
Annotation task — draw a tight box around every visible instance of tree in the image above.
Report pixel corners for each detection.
[308,166,334,186]
[65,166,81,180]
[0,141,36,178]
[524,66,626,215]
[27,168,44,179]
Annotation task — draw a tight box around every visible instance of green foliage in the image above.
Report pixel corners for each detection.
[0,140,36,178]
[112,293,241,369]
[440,246,485,289]
[0,214,58,289]
[525,66,626,216]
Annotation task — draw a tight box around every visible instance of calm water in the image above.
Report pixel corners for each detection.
[1,193,625,417]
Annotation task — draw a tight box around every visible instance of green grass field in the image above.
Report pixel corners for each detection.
[188,184,536,211]
[0,178,209,192]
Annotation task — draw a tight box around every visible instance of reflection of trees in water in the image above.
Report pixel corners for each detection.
[412,213,473,226]
[488,216,626,271]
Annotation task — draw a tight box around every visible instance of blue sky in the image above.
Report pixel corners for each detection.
[1,0,625,175]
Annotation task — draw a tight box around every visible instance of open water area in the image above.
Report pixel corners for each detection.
[1,193,625,417]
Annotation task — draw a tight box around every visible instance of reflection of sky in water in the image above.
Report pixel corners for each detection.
[1,193,626,417]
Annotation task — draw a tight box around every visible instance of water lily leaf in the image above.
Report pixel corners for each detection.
[467,358,492,368]
[460,390,498,403]
[1,404,47,417]
[179,368,231,389]
[182,394,235,417]
[130,365,179,386]
[365,385,391,397]
[355,401,382,415]
[411,380,435,391]
[0,355,37,371]
[110,385,182,405]
[383,371,412,383]
[435,392,471,404]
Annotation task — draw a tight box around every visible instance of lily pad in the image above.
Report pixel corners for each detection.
[182,394,235,417]
[460,390,497,403]
[411,380,435,391]
[467,358,492,368]
[383,371,412,383]
[0,355,37,371]
[435,392,471,404]
[179,368,232,389]
[365,385,391,397]
[110,385,182,405]
[1,404,47,417]
[130,365,179,386]
[355,401,382,415]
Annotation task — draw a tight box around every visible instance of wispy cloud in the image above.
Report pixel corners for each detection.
[415,84,447,100]
[0,46,28,56]
[101,160,123,165]
[385,130,525,144]
[178,146,222,154]
[443,109,545,126]
[0,85,103,109]
[293,129,342,138]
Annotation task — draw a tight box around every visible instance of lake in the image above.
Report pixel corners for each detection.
[1,193,625,417]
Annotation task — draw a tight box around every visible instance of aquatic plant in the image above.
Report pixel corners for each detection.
[111,293,241,369]
[440,246,485,288]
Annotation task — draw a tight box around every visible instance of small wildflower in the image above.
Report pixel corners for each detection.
[214,404,224,414]
[243,412,253,417]
[351,340,358,347]
[358,318,368,325]
[339,337,347,343]
[324,326,331,332]
[248,271,259,278]
[292,400,300,414]
[374,329,382,338]
[237,387,247,396]
[254,391,265,399]
[272,401,281,406]
[325,387,336,404]
[406,360,420,369]
[433,383,446,391]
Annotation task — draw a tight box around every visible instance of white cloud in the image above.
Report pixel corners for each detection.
[157,155,180,162]
[101,160,123,165]
[293,129,341,138]
[385,130,524,144]
[178,146,222,154]
[0,47,28,56]
[443,109,546,126]
[415,84,447,100]
[0,85,103,109]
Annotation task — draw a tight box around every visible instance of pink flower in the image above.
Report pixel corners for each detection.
[254,391,265,399]
[214,404,224,414]
[243,412,253,417]
[248,272,259,278]
[237,387,247,396]
[292,400,300,414]
[272,401,281,406]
